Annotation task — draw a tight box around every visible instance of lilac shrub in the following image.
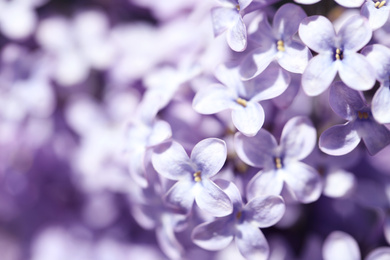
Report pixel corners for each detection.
[2,0,390,260]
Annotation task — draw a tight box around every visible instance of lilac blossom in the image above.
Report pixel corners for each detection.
[235,116,323,203]
[240,3,311,80]
[151,138,233,217]
[193,63,289,136]
[319,81,390,156]
[192,180,285,260]
[361,0,390,30]
[299,14,375,96]
[361,44,390,124]
[323,231,390,260]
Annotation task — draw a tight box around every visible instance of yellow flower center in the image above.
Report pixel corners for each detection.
[357,111,369,120]
[277,40,285,52]
[236,97,248,107]
[275,157,282,169]
[193,171,202,182]
[236,211,242,220]
[236,4,240,11]
[374,0,386,8]
[335,48,343,60]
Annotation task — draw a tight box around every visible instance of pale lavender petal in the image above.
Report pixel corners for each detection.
[338,15,372,51]
[319,123,361,156]
[192,84,236,114]
[322,231,360,260]
[164,180,195,213]
[246,170,284,201]
[361,2,390,30]
[234,130,277,168]
[301,54,338,96]
[152,141,192,180]
[191,138,227,178]
[191,218,234,250]
[362,44,390,82]
[214,64,246,96]
[195,179,233,217]
[372,83,390,124]
[244,195,285,228]
[129,150,148,187]
[148,120,172,147]
[366,247,390,260]
[358,120,390,155]
[227,16,247,52]
[211,7,238,37]
[294,0,320,4]
[156,216,184,260]
[329,81,366,121]
[335,0,364,8]
[299,15,336,53]
[239,45,277,80]
[278,41,311,74]
[323,169,356,198]
[273,3,307,38]
[384,215,390,245]
[272,72,301,109]
[231,101,265,136]
[338,52,376,91]
[247,64,290,102]
[238,0,253,10]
[282,162,322,203]
[235,222,269,260]
[214,179,243,208]
[280,116,316,161]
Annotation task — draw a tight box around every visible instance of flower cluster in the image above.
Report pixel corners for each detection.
[1,0,390,259]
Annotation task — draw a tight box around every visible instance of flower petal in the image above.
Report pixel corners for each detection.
[280,116,316,161]
[372,83,390,124]
[322,231,361,260]
[319,123,361,156]
[214,179,243,209]
[232,100,265,136]
[338,52,376,91]
[239,45,277,80]
[246,169,284,201]
[234,130,277,168]
[282,161,322,204]
[192,84,236,115]
[301,54,338,96]
[273,3,307,38]
[329,81,366,121]
[244,195,285,228]
[191,138,227,178]
[227,16,247,52]
[334,0,364,8]
[235,222,269,260]
[211,7,238,37]
[362,44,390,82]
[152,141,192,180]
[299,15,336,53]
[358,120,390,155]
[366,247,390,260]
[195,179,233,217]
[338,15,372,51]
[361,2,390,31]
[278,40,311,74]
[156,216,184,260]
[191,218,235,251]
[164,180,195,214]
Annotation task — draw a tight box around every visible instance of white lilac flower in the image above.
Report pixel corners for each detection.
[151,138,233,217]
[192,180,285,260]
[299,14,375,96]
[235,116,323,203]
[361,44,390,124]
[361,0,390,30]
[240,3,311,80]
[193,63,289,136]
[323,231,390,260]
[319,81,390,156]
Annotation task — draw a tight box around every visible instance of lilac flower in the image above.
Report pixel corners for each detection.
[323,231,390,260]
[151,138,233,217]
[235,116,323,203]
[361,0,390,30]
[192,180,285,260]
[193,63,289,136]
[240,3,311,80]
[211,0,254,52]
[299,14,375,96]
[319,81,390,156]
[361,44,390,124]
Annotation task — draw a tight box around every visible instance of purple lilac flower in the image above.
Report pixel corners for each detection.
[361,44,390,124]
[193,63,289,136]
[319,81,390,156]
[235,116,323,203]
[192,180,285,260]
[240,3,311,80]
[323,231,390,260]
[151,138,233,217]
[361,0,390,30]
[299,14,375,96]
